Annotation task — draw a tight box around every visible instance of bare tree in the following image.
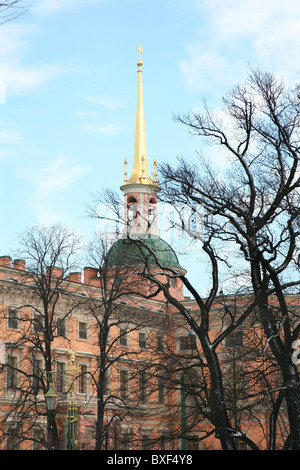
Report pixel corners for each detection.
[159,69,300,449]
[89,190,253,449]
[135,239,258,449]
[217,293,291,450]
[82,236,173,450]
[0,1,28,24]
[0,224,83,449]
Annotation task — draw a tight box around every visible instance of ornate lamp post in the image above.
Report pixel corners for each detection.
[45,375,58,449]
[45,349,80,450]
[67,350,80,450]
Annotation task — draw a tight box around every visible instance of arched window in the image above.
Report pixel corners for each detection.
[128,196,137,204]
[127,196,137,221]
[148,197,156,223]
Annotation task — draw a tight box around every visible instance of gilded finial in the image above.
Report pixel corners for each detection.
[154,160,158,184]
[70,348,76,364]
[124,158,128,182]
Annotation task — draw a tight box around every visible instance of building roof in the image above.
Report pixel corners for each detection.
[106,236,181,269]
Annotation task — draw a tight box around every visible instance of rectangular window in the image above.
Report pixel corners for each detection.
[120,369,129,400]
[158,375,166,403]
[6,426,20,450]
[85,425,96,441]
[138,332,147,349]
[7,308,19,330]
[179,335,196,351]
[79,321,87,340]
[56,362,65,393]
[103,371,109,396]
[7,356,18,389]
[225,330,243,348]
[32,357,42,394]
[56,317,66,337]
[119,328,128,347]
[79,364,87,393]
[33,314,43,334]
[139,370,148,403]
[183,371,199,404]
[157,335,164,352]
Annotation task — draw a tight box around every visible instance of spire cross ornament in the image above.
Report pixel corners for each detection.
[137,44,143,61]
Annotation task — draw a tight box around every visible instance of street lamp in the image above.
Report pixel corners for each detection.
[45,376,58,449]
[45,381,57,411]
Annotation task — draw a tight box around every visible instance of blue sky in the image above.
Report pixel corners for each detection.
[1,0,300,293]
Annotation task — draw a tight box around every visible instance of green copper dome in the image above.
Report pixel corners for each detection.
[106,236,181,269]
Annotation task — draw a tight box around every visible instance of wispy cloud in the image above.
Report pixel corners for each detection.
[74,110,90,118]
[19,154,88,225]
[80,122,122,136]
[75,97,124,135]
[33,0,100,16]
[85,96,120,109]
[0,22,67,98]
[0,128,22,145]
[1,62,66,97]
[180,0,300,95]
[0,123,24,161]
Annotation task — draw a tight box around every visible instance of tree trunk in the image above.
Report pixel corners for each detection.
[47,409,59,449]
[283,367,300,449]
[201,336,237,450]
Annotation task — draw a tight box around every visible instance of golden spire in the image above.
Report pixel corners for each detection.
[124,45,159,187]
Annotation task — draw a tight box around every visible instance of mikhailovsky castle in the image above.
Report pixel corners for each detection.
[0,46,286,451]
